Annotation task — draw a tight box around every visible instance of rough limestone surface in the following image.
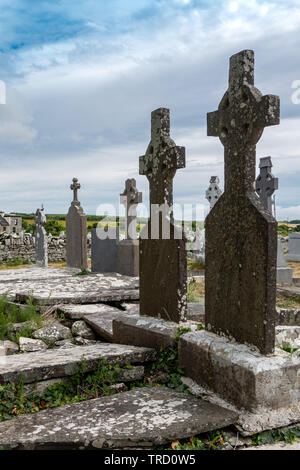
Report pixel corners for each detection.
[0,340,19,355]
[181,376,300,436]
[10,321,38,333]
[276,307,300,326]
[71,321,95,340]
[32,322,72,344]
[0,343,156,384]
[58,303,124,321]
[0,387,238,450]
[84,310,138,342]
[179,330,300,413]
[0,267,76,283]
[113,316,198,351]
[139,107,187,323]
[206,49,280,354]
[275,326,300,349]
[19,337,48,353]
[11,273,139,305]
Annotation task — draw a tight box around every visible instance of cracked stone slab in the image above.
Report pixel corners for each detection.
[0,343,156,384]
[0,387,238,450]
[58,303,128,321]
[0,273,139,305]
[113,315,198,351]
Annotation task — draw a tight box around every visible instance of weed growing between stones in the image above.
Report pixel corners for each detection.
[187,281,204,303]
[276,294,300,309]
[75,268,91,276]
[129,327,192,393]
[251,425,300,446]
[0,359,122,422]
[0,295,43,342]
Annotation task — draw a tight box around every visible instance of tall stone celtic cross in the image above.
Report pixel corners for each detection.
[255,156,278,214]
[120,178,142,240]
[70,177,81,203]
[206,50,280,355]
[139,108,185,227]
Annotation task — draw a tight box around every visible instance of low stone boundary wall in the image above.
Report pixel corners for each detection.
[0,233,91,264]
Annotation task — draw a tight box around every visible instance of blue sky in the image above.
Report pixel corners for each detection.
[0,0,300,219]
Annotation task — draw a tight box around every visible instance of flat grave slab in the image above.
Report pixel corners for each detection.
[0,387,238,449]
[8,273,139,305]
[58,303,125,320]
[0,343,156,384]
[0,266,78,283]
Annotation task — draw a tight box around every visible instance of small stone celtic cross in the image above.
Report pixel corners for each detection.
[206,176,223,210]
[255,156,278,213]
[70,177,81,202]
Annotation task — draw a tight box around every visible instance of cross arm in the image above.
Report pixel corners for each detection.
[257,94,280,128]
[207,110,220,137]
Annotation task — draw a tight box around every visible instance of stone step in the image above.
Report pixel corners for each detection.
[0,387,238,449]
[0,267,78,283]
[58,303,126,320]
[113,315,198,351]
[58,304,139,341]
[0,343,156,384]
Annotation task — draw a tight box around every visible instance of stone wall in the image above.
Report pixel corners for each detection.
[0,232,91,264]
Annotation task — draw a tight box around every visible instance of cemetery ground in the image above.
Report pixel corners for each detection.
[0,261,298,450]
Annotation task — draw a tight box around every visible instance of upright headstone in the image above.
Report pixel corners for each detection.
[255,156,278,215]
[206,49,280,354]
[66,178,88,269]
[91,227,118,273]
[139,108,187,322]
[35,207,48,267]
[205,176,223,210]
[286,233,300,261]
[117,179,142,276]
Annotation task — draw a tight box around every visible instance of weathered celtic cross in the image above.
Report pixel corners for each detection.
[71,177,80,203]
[206,176,223,210]
[120,178,142,240]
[255,156,278,214]
[206,50,280,354]
[139,108,187,322]
[139,108,185,230]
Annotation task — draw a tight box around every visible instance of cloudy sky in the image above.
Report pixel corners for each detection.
[0,0,300,220]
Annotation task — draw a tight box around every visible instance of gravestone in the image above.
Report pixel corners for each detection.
[117,179,142,277]
[91,227,118,273]
[35,207,48,267]
[139,108,187,322]
[255,156,278,215]
[66,178,88,270]
[206,49,279,354]
[205,176,223,210]
[286,233,300,261]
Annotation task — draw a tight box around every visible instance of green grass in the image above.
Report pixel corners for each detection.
[0,295,43,342]
[187,281,205,303]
